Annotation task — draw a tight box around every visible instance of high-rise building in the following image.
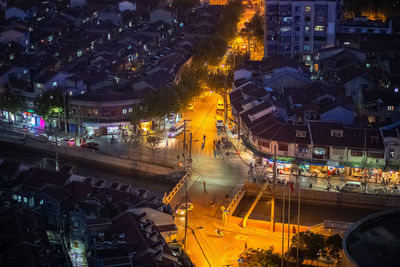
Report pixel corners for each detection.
[264,0,339,59]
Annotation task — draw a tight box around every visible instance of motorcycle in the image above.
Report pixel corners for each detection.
[216,228,224,237]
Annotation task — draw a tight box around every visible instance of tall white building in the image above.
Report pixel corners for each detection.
[264,0,339,59]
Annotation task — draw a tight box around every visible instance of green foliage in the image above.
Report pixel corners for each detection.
[146,136,161,156]
[240,246,282,267]
[194,0,243,64]
[172,0,199,9]
[322,234,342,264]
[35,88,67,120]
[241,13,264,41]
[0,90,24,114]
[291,231,326,263]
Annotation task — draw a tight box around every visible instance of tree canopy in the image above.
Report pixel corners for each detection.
[0,90,24,114]
[35,88,67,120]
[241,13,264,42]
[172,0,199,9]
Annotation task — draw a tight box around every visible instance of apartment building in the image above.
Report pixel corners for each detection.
[264,0,338,59]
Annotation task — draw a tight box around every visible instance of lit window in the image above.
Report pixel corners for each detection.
[69,91,73,96]
[305,26,310,32]
[128,108,132,112]
[122,108,127,114]
[52,81,57,87]
[389,150,395,158]
[304,45,310,51]
[344,41,350,45]
[108,33,111,40]
[77,50,82,57]
[40,200,44,205]
[24,69,28,74]
[48,35,53,42]
[394,87,399,93]
[18,196,22,202]
[23,197,27,203]
[388,106,394,111]
[305,6,311,12]
[314,26,325,31]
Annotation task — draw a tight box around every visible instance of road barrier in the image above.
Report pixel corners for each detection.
[163,170,191,205]
[308,220,353,237]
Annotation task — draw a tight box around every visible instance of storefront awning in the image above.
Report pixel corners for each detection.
[83,121,131,127]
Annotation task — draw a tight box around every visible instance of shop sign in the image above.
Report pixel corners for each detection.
[327,161,340,167]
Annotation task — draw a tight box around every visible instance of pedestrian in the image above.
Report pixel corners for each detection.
[293,226,296,234]
[165,139,168,149]
[203,180,207,193]
[203,134,206,141]
[245,242,248,250]
[309,183,312,189]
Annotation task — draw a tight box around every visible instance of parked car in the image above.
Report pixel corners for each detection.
[81,142,100,151]
[340,181,362,192]
[216,116,224,131]
[175,202,194,216]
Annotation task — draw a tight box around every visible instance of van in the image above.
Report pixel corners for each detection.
[340,181,361,192]
[216,116,224,131]
[217,99,224,112]
[168,121,184,138]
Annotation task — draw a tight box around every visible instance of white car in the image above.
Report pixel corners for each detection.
[175,202,194,216]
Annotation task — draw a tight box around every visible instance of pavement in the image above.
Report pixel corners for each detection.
[1,94,399,267]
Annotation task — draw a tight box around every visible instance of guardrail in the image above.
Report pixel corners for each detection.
[162,170,191,205]
[225,183,247,215]
[308,220,353,236]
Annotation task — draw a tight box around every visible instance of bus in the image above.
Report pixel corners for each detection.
[168,121,184,138]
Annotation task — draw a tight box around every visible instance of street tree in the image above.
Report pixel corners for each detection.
[291,231,325,265]
[121,125,141,160]
[0,90,24,114]
[146,136,161,162]
[240,246,282,267]
[128,105,147,134]
[322,234,342,266]
[35,88,68,138]
[243,13,264,42]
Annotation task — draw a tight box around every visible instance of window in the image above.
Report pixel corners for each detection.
[39,200,44,205]
[314,26,325,31]
[259,140,270,148]
[388,106,394,111]
[304,45,310,51]
[305,6,311,13]
[368,152,384,158]
[351,150,363,157]
[313,148,326,155]
[122,108,127,114]
[77,50,83,57]
[332,148,344,155]
[107,33,111,40]
[128,108,132,113]
[305,26,310,32]
[295,6,300,12]
[23,69,28,74]
[278,143,288,151]
[296,131,307,138]
[52,81,57,87]
[36,83,43,88]
[389,150,395,158]
[23,197,27,203]
[331,129,343,137]
[298,145,308,154]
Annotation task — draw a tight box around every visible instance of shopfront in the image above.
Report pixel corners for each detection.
[22,111,45,129]
[83,121,131,136]
[1,110,15,122]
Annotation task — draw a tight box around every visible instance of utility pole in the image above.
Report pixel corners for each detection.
[287,180,291,263]
[189,132,192,169]
[281,186,285,267]
[296,169,301,267]
[63,92,67,135]
[183,120,186,171]
[55,117,59,171]
[184,180,188,251]
[270,145,277,232]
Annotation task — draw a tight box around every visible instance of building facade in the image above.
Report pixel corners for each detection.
[264,0,337,59]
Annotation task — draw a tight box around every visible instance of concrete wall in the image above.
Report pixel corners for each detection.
[245,183,400,209]
[3,139,174,176]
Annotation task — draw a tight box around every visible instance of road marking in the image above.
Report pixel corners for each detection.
[235,234,248,240]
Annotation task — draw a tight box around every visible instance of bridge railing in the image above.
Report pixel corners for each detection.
[162,170,191,205]
[225,183,247,215]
